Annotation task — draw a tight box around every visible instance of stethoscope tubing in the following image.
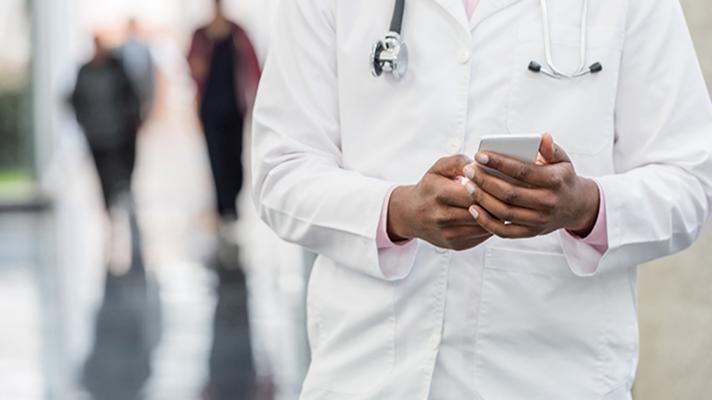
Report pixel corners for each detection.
[374,0,601,80]
[539,0,594,79]
[390,0,406,33]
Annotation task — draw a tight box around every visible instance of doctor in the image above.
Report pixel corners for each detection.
[252,0,712,399]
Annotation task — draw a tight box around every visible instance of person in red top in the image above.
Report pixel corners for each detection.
[188,0,261,220]
[187,1,262,399]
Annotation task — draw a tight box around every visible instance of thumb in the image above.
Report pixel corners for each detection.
[539,133,570,164]
[430,155,473,178]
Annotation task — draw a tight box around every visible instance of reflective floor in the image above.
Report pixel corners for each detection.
[0,209,260,400]
[0,244,44,400]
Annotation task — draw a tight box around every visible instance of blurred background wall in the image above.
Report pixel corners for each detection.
[634,2,712,398]
[635,0,712,398]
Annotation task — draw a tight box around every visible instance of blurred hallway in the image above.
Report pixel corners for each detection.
[1,1,308,398]
[2,33,226,399]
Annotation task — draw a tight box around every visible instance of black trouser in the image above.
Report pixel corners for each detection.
[88,135,138,210]
[200,110,245,218]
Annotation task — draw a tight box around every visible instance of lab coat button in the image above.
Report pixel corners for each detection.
[457,49,471,64]
[429,333,442,350]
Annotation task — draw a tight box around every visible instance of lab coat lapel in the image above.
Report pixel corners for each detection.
[428,0,471,34]
[470,0,525,30]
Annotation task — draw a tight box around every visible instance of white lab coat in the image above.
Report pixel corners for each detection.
[252,0,712,399]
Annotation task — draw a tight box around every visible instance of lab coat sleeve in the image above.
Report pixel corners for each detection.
[251,0,413,281]
[558,182,608,276]
[561,0,712,276]
[376,188,420,280]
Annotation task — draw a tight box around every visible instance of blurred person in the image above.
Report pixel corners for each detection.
[71,34,141,212]
[188,0,260,222]
[187,1,261,399]
[120,18,156,123]
[252,1,712,400]
[71,34,159,400]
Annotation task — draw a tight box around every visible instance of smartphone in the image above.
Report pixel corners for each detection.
[477,134,542,183]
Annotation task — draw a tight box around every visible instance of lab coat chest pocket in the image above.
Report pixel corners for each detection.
[507,24,624,155]
[474,247,609,399]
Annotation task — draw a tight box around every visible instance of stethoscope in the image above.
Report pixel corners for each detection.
[370,0,409,79]
[371,0,603,80]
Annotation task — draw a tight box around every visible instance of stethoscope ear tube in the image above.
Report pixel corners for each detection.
[528,60,603,79]
[589,62,603,74]
[529,0,603,80]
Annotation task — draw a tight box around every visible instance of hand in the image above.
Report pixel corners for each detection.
[388,155,493,251]
[464,134,600,239]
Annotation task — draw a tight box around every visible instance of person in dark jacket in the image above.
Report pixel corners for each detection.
[72,34,141,210]
[72,34,157,400]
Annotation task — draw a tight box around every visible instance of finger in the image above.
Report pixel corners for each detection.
[471,184,547,227]
[457,235,493,250]
[471,166,556,211]
[472,152,551,188]
[468,205,541,239]
[441,225,492,251]
[444,225,493,238]
[432,176,476,208]
[435,206,485,228]
[448,232,493,251]
[430,155,474,179]
[539,133,570,164]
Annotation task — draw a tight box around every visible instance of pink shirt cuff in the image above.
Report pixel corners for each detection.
[559,181,608,277]
[567,181,608,253]
[377,187,413,249]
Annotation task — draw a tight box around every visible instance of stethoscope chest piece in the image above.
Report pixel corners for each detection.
[371,32,409,80]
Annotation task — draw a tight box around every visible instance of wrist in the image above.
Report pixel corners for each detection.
[387,185,416,242]
[569,178,600,237]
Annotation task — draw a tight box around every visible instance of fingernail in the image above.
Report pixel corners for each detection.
[469,206,479,219]
[463,164,475,179]
[476,153,489,165]
[466,182,476,196]
[465,181,476,195]
[457,176,476,195]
